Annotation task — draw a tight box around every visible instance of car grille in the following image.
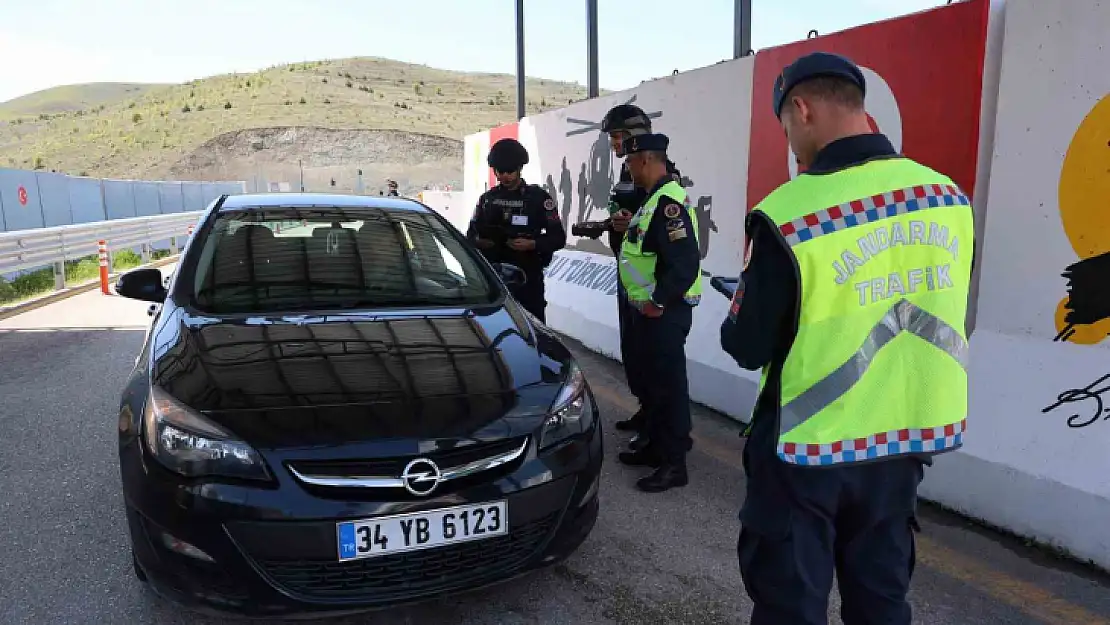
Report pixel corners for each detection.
[288,436,526,479]
[252,511,560,602]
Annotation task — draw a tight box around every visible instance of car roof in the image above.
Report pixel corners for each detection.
[218,193,432,213]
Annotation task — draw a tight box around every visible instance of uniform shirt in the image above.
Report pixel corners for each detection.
[628,175,700,307]
[608,159,683,257]
[467,181,566,273]
[721,133,976,462]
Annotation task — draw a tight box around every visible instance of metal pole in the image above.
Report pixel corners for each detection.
[734,0,753,58]
[515,0,526,120]
[586,0,599,97]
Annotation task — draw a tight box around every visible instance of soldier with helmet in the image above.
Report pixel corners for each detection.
[591,104,684,453]
[468,137,566,322]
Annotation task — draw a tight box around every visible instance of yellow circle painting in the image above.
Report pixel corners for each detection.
[1054,93,1110,344]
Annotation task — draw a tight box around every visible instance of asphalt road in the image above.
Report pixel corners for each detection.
[1,280,1109,624]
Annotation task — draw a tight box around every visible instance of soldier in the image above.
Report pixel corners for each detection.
[468,138,566,322]
[616,132,701,493]
[722,52,975,624]
[594,104,684,453]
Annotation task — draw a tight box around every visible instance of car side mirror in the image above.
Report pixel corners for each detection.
[116,267,167,303]
[492,262,527,287]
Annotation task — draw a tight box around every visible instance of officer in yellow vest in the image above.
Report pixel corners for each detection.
[720,52,973,624]
[616,132,702,493]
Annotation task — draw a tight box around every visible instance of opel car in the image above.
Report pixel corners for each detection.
[114,193,602,618]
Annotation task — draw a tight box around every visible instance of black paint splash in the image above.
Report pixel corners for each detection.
[1053,250,1110,342]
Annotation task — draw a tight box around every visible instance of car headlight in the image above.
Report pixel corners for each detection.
[539,362,594,450]
[142,386,271,481]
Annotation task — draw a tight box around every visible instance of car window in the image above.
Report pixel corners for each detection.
[187,207,497,314]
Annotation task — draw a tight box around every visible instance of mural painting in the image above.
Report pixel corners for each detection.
[1041,93,1110,429]
[532,95,717,266]
[1053,93,1110,345]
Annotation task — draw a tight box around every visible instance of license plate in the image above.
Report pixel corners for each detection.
[336,500,508,562]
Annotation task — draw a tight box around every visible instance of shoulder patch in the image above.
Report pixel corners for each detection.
[663,203,681,219]
[543,198,555,211]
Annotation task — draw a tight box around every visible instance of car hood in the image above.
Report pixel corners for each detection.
[148,302,570,448]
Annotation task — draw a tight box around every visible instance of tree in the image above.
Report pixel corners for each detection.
[132,112,143,123]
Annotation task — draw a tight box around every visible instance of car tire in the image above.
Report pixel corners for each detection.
[132,549,148,583]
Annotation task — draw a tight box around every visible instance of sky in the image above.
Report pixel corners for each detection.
[0,0,944,104]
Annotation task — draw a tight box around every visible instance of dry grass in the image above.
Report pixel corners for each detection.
[0,57,595,180]
[0,82,162,119]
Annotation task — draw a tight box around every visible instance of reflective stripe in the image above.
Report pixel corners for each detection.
[778,419,966,466]
[780,298,969,434]
[618,258,655,293]
[778,184,970,246]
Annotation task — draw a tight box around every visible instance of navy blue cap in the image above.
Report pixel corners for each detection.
[622,132,669,155]
[773,52,866,118]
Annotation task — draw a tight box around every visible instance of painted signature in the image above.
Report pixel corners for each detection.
[1042,373,1110,428]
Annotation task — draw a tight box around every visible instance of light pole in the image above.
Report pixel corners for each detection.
[734,0,752,58]
[586,0,599,98]
[515,0,526,120]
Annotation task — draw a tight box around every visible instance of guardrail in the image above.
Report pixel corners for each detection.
[0,211,203,291]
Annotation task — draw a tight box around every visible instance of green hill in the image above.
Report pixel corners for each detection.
[0,82,163,120]
[0,57,595,183]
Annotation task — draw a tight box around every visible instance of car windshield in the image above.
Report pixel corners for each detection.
[188,206,497,314]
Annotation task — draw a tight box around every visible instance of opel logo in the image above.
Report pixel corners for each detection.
[401,458,442,496]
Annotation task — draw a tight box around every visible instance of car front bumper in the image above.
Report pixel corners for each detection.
[121,421,602,619]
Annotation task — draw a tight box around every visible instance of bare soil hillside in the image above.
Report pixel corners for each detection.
[169,126,462,195]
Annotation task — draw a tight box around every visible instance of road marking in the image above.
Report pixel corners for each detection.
[590,383,1109,625]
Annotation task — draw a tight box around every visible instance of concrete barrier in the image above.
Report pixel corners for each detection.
[917,0,1110,571]
[464,0,1110,571]
[418,190,470,232]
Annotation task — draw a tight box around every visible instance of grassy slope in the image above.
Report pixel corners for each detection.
[0,83,162,119]
[0,57,594,180]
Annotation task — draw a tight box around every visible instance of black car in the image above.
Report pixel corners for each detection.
[114,193,602,618]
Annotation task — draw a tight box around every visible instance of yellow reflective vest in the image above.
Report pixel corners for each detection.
[618,180,703,308]
[750,157,973,466]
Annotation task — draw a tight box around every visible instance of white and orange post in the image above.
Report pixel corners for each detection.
[98,240,111,295]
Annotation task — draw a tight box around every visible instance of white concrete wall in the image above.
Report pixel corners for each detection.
[918,0,1110,570]
[418,190,470,233]
[463,0,1110,571]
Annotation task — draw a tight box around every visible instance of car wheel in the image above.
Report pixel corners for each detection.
[132,548,148,583]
